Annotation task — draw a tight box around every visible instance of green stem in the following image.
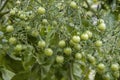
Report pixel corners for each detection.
[68,63,73,80]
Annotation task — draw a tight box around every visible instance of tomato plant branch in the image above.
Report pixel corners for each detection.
[0,0,9,12]
[84,0,99,18]
[0,10,9,18]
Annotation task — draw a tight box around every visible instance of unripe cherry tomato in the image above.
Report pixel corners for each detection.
[98,22,106,31]
[42,19,48,24]
[44,48,53,56]
[6,25,14,32]
[75,53,82,60]
[58,40,66,48]
[70,1,77,9]
[111,63,119,71]
[64,47,72,55]
[113,71,119,78]
[9,37,17,44]
[72,35,80,43]
[56,55,64,63]
[38,40,46,48]
[74,44,81,50]
[81,33,89,40]
[97,63,105,71]
[37,7,46,14]
[103,73,110,80]
[87,55,96,64]
[15,44,22,51]
[85,30,92,38]
[95,40,102,47]
[10,9,16,15]
[31,30,39,37]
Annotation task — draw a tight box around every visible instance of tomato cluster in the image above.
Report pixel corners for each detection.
[0,0,120,80]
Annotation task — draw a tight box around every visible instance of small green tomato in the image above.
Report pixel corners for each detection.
[75,53,82,60]
[56,55,64,63]
[9,37,17,44]
[98,22,106,31]
[44,48,53,56]
[70,1,77,9]
[37,7,46,14]
[64,47,72,55]
[58,40,66,48]
[95,40,102,47]
[72,35,80,43]
[97,63,105,71]
[111,63,119,71]
[85,30,92,38]
[42,19,48,24]
[15,44,22,51]
[81,33,89,40]
[38,40,46,48]
[6,25,14,32]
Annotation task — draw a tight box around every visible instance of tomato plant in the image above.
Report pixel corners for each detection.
[0,0,120,80]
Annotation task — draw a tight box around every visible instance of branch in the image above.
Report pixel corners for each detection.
[0,0,9,11]
[0,10,9,18]
[84,0,99,18]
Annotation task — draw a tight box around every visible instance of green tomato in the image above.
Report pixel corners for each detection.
[98,22,106,31]
[75,53,82,60]
[31,30,39,37]
[6,25,14,32]
[56,55,64,63]
[25,26,31,31]
[38,40,46,48]
[37,7,46,14]
[113,71,119,78]
[85,30,92,38]
[70,1,77,9]
[95,40,102,47]
[9,37,17,44]
[74,44,81,50]
[52,21,57,25]
[103,73,110,80]
[87,55,96,64]
[98,19,104,23]
[58,40,66,48]
[15,44,22,51]
[72,35,80,43]
[10,9,16,15]
[19,14,27,20]
[42,19,48,24]
[69,40,76,46]
[111,63,119,71]
[81,33,89,40]
[64,47,72,55]
[44,48,53,56]
[97,63,105,71]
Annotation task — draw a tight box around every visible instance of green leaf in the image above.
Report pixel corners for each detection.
[1,68,15,80]
[11,71,30,80]
[73,63,82,79]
